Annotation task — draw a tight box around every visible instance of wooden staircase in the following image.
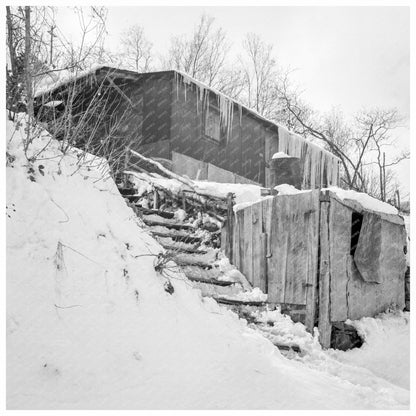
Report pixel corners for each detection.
[116,167,302,354]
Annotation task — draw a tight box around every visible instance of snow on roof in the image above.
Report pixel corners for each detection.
[35,65,339,167]
[273,184,399,216]
[233,183,401,219]
[272,152,291,159]
[324,187,399,216]
[274,184,310,195]
[33,64,133,98]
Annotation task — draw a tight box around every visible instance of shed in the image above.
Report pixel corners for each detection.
[34,66,340,189]
[231,187,407,348]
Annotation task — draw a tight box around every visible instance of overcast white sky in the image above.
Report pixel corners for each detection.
[55,6,410,195]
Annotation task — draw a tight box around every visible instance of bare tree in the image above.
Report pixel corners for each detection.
[6,5,110,104]
[354,109,408,201]
[237,33,278,117]
[6,6,51,115]
[276,76,409,201]
[53,7,109,73]
[119,24,152,72]
[164,14,229,89]
[214,67,246,100]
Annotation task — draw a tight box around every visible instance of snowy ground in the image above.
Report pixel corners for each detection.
[6,115,410,409]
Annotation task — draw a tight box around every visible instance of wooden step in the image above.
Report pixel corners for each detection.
[172,251,218,269]
[173,257,214,269]
[123,193,142,199]
[150,230,202,245]
[143,217,194,230]
[158,241,208,255]
[215,303,272,324]
[273,343,301,353]
[185,274,238,286]
[139,208,175,219]
[193,281,243,298]
[213,296,267,307]
[180,265,222,280]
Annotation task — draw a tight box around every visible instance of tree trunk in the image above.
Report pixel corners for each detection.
[25,6,33,118]
[6,6,17,76]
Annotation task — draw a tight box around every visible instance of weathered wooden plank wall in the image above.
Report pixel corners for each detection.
[232,191,320,330]
[327,197,406,322]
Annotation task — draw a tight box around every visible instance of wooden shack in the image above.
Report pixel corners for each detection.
[34,66,340,189]
[231,188,407,348]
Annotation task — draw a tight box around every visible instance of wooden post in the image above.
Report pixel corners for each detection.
[318,191,332,348]
[304,190,320,333]
[226,192,234,262]
[260,232,268,293]
[233,210,241,268]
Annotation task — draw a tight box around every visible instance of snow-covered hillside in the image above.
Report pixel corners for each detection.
[6,115,410,409]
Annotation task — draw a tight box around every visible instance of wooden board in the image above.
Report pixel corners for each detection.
[263,197,274,295]
[327,198,350,322]
[267,191,320,307]
[267,195,288,303]
[259,233,267,293]
[242,205,253,286]
[233,208,244,272]
[318,200,332,348]
[304,191,320,332]
[251,202,263,290]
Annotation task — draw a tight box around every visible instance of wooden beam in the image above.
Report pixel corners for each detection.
[128,150,196,189]
[226,192,234,261]
[304,190,320,333]
[318,200,332,348]
[213,296,267,307]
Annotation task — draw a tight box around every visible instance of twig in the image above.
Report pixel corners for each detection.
[60,242,106,268]
[49,196,69,223]
[54,303,82,309]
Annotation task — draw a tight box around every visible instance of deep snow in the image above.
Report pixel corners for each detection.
[6,115,410,409]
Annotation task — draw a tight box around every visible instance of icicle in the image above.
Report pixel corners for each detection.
[277,125,340,189]
[218,94,234,143]
[175,70,340,187]
[206,94,209,123]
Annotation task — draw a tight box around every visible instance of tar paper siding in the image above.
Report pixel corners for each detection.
[170,74,270,185]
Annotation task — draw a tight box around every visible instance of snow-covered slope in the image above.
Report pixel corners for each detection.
[6,115,409,409]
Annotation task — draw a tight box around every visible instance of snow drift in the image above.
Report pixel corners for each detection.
[6,115,409,409]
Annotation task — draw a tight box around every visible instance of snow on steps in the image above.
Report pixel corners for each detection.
[142,215,195,230]
[117,180,299,346]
